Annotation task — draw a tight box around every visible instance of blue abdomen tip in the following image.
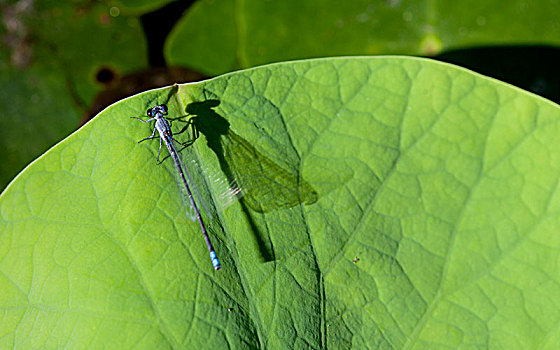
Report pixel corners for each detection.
[210,251,222,270]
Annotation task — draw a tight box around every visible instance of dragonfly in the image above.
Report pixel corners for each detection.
[132,103,222,270]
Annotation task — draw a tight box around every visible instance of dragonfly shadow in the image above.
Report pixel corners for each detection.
[184,99,318,262]
[186,100,318,212]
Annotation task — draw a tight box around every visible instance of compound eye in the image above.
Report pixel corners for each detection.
[146,108,153,117]
[160,104,168,114]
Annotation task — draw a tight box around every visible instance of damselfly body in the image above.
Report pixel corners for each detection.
[132,104,221,270]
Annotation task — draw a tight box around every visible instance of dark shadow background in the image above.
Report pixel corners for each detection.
[140,0,197,67]
[436,46,560,104]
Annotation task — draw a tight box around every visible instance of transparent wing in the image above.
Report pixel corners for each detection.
[185,157,243,210]
[176,145,242,221]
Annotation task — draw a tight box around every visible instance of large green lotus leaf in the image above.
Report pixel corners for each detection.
[2,57,560,348]
[0,1,147,191]
[165,0,560,75]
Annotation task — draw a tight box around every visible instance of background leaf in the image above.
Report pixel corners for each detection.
[2,57,560,348]
[0,1,147,191]
[165,0,560,75]
[109,0,173,14]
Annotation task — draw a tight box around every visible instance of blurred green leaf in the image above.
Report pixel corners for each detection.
[2,57,560,348]
[108,0,173,15]
[165,0,560,75]
[0,0,147,190]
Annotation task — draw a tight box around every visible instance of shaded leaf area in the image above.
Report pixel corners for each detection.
[2,57,560,349]
[165,0,560,76]
[0,1,146,190]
